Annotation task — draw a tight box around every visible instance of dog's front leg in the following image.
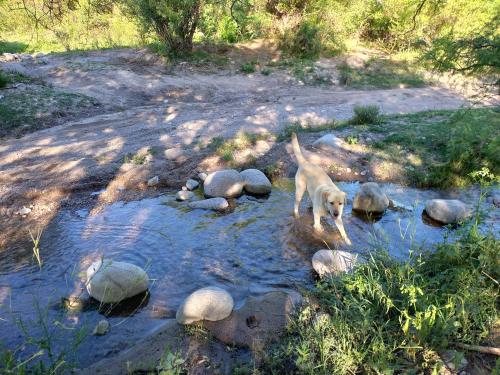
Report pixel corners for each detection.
[313,209,323,233]
[334,218,352,245]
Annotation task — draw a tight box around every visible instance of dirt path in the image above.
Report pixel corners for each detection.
[0,48,494,250]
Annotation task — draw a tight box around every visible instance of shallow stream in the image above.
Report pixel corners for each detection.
[0,180,498,366]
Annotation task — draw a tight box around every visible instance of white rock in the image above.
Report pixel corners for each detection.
[198,172,208,182]
[312,134,345,152]
[424,199,471,224]
[186,179,199,191]
[2,53,18,62]
[17,206,32,215]
[240,169,272,195]
[93,319,110,336]
[176,191,194,201]
[353,182,389,213]
[203,170,243,198]
[86,259,149,304]
[176,286,234,325]
[164,147,185,161]
[312,250,357,277]
[188,198,229,211]
[147,176,159,187]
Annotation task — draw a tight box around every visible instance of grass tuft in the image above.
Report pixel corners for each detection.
[349,105,381,125]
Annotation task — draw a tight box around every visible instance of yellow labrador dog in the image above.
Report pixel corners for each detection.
[291,133,351,245]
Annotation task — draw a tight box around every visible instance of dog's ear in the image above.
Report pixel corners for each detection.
[322,190,330,204]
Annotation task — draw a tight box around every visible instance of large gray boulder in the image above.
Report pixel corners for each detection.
[424,199,471,224]
[86,260,149,304]
[188,198,229,211]
[312,250,357,277]
[205,291,302,348]
[240,169,272,195]
[353,182,389,213]
[203,170,244,198]
[176,286,234,325]
[313,134,345,152]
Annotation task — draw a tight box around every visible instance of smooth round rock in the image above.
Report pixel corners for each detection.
[312,250,357,277]
[312,134,345,152]
[176,286,234,325]
[424,199,471,224]
[353,182,389,213]
[86,260,149,304]
[203,170,244,198]
[188,198,229,211]
[240,169,272,195]
[176,191,194,201]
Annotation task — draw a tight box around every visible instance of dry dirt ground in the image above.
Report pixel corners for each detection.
[0,44,497,251]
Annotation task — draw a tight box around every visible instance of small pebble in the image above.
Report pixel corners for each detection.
[186,179,199,190]
[147,176,159,187]
[93,320,110,336]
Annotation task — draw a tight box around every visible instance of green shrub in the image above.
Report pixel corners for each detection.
[240,61,257,73]
[279,19,321,59]
[217,15,239,43]
[0,70,8,88]
[350,105,381,125]
[264,223,499,374]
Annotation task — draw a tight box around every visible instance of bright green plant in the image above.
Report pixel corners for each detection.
[350,105,381,125]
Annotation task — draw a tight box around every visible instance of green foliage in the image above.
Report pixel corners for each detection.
[0,70,8,88]
[424,28,500,82]
[338,57,426,89]
[265,224,499,374]
[240,61,257,73]
[156,348,186,375]
[278,19,321,59]
[349,105,381,125]
[120,0,202,55]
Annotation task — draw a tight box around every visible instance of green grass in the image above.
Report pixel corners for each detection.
[0,72,100,139]
[338,57,427,89]
[349,105,381,125]
[370,108,500,187]
[240,61,257,73]
[209,132,271,163]
[263,220,499,374]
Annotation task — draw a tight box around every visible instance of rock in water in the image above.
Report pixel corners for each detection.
[312,134,345,152]
[93,319,110,336]
[353,182,389,213]
[240,169,272,195]
[205,291,302,348]
[424,199,471,224]
[176,191,194,201]
[176,286,234,325]
[86,260,149,304]
[185,179,199,191]
[203,170,243,198]
[147,176,159,187]
[312,250,357,277]
[198,172,208,182]
[188,198,229,211]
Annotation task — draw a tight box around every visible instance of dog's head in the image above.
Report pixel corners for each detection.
[322,188,347,219]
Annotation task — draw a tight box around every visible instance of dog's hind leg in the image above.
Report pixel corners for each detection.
[294,172,306,218]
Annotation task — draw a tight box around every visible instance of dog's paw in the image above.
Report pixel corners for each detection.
[313,225,324,233]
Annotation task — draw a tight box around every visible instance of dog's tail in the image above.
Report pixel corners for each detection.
[291,132,306,166]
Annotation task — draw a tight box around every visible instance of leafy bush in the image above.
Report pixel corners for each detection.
[121,0,202,55]
[349,105,381,125]
[0,70,8,88]
[278,19,321,59]
[240,61,257,73]
[264,224,499,374]
[217,15,239,43]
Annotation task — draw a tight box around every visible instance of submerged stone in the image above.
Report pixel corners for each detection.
[86,260,149,304]
[424,199,471,224]
[176,286,234,325]
[188,197,229,211]
[312,250,357,277]
[93,319,110,336]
